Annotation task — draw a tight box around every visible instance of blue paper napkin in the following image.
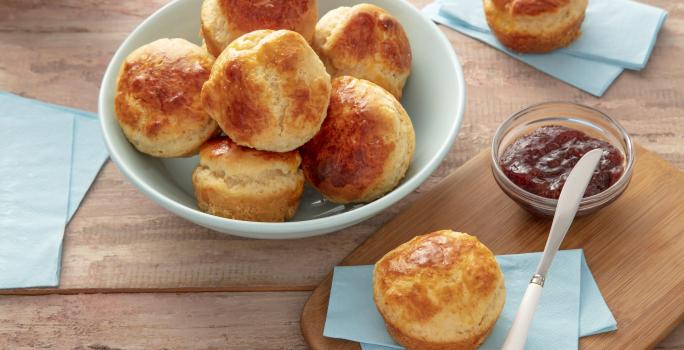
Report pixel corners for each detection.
[323,250,617,350]
[0,114,73,288]
[0,93,108,288]
[423,0,667,96]
[0,93,109,221]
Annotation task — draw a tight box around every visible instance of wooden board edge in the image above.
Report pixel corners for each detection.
[301,273,361,350]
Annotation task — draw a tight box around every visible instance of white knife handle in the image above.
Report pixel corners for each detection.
[501,282,543,350]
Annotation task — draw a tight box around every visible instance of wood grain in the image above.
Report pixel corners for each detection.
[0,292,309,350]
[0,0,682,348]
[0,290,681,350]
[301,145,684,350]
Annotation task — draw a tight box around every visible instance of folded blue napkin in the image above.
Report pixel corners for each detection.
[423,0,667,96]
[0,93,108,221]
[0,93,108,288]
[323,250,617,350]
[0,114,73,288]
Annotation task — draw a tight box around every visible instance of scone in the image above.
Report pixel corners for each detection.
[192,137,304,222]
[200,0,317,57]
[484,0,588,53]
[201,29,331,152]
[373,230,506,350]
[300,76,415,204]
[115,38,219,157]
[313,3,412,99]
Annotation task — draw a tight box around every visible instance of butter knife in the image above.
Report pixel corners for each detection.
[501,148,603,350]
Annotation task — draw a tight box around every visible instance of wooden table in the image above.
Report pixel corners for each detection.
[0,1,682,349]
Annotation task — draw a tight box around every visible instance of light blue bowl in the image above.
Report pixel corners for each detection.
[98,0,465,239]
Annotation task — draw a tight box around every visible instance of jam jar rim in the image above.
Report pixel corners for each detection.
[490,101,635,210]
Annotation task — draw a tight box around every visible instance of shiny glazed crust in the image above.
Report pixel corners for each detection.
[313,3,412,99]
[300,76,415,204]
[484,0,587,53]
[115,38,219,157]
[200,0,317,57]
[191,137,304,222]
[491,0,570,16]
[201,30,331,152]
[373,230,506,350]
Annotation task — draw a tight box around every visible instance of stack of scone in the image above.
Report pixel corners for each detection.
[374,230,506,350]
[114,1,415,222]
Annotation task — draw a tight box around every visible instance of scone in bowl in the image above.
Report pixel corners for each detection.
[98,0,465,239]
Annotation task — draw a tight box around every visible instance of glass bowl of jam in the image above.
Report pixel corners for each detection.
[491,102,634,217]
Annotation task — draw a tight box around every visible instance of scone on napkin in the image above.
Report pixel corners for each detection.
[423,0,667,96]
[323,247,617,349]
[373,231,505,349]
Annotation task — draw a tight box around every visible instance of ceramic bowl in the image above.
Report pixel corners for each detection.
[98,0,465,239]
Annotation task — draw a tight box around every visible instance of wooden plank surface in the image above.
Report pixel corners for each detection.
[0,0,682,348]
[0,291,680,350]
[0,292,309,350]
[301,145,684,350]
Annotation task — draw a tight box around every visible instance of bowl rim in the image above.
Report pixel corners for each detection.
[97,0,466,239]
[489,101,635,209]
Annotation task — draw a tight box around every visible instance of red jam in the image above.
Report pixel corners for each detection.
[500,125,624,199]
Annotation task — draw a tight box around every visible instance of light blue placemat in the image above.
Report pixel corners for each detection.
[324,250,617,350]
[0,112,73,288]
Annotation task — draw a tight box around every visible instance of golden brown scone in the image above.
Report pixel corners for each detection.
[192,137,304,222]
[201,29,331,152]
[200,0,317,57]
[300,76,415,204]
[484,0,588,53]
[115,38,219,157]
[374,230,506,350]
[200,39,211,56]
[313,3,412,99]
